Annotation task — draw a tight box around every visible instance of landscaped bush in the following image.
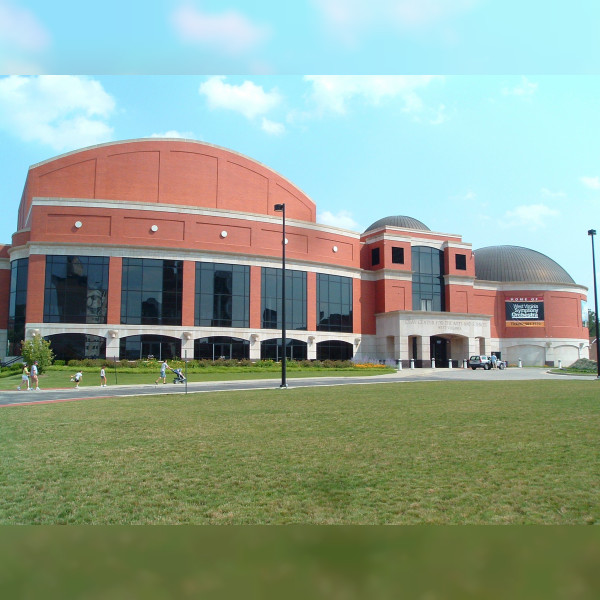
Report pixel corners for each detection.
[254,360,275,368]
[53,360,65,366]
[567,358,598,372]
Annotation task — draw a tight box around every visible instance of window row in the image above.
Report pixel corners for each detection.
[10,256,354,333]
[43,333,355,362]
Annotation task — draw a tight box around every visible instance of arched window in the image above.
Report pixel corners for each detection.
[316,340,353,361]
[194,336,250,360]
[119,335,181,361]
[260,338,307,361]
[45,333,106,361]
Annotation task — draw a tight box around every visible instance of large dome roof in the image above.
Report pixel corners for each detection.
[474,245,574,284]
[365,215,430,232]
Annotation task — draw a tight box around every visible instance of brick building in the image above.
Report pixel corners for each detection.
[0,139,590,366]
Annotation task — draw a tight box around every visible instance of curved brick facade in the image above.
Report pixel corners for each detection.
[1,139,590,367]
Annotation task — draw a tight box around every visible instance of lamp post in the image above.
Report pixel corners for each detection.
[274,203,288,388]
[588,229,600,379]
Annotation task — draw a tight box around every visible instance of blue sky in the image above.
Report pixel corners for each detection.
[0,2,599,300]
[1,0,599,74]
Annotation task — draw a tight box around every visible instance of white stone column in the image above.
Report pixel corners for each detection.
[249,334,261,361]
[398,335,410,364]
[106,330,120,360]
[181,332,194,360]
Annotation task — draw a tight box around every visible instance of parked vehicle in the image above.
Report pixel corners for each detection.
[468,355,492,370]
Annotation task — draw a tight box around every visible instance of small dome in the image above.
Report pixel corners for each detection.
[474,245,574,284]
[365,215,430,232]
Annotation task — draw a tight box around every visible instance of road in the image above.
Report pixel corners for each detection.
[1,367,596,408]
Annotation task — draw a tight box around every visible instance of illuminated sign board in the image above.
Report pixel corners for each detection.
[505,296,544,327]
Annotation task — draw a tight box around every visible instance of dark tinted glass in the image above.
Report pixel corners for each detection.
[412,246,445,312]
[8,258,29,355]
[316,273,353,332]
[195,263,250,327]
[392,247,404,264]
[121,258,183,325]
[261,267,306,330]
[44,255,109,324]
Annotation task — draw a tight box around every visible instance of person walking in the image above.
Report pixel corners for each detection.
[31,360,40,390]
[18,363,30,391]
[100,366,107,387]
[155,360,169,384]
[73,371,83,388]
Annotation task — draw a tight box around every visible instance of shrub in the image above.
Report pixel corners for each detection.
[21,336,54,374]
[254,360,275,368]
[53,359,65,367]
[568,358,598,372]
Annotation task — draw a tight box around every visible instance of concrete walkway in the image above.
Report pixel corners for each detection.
[0,367,596,407]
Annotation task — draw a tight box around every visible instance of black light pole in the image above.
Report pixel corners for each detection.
[588,229,600,379]
[274,203,287,388]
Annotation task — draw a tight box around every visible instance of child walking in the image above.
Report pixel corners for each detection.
[18,364,30,391]
[100,366,107,387]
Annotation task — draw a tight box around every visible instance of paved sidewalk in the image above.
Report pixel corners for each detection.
[0,367,595,407]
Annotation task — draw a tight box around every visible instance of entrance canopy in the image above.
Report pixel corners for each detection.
[376,310,492,365]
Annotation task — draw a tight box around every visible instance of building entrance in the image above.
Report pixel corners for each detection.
[430,336,449,366]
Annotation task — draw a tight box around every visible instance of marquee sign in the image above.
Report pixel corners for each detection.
[505,296,544,327]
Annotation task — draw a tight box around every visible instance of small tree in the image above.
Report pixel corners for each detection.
[588,310,597,337]
[21,336,55,374]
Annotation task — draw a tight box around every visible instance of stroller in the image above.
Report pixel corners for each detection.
[171,368,187,384]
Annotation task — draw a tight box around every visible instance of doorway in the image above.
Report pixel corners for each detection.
[430,336,449,366]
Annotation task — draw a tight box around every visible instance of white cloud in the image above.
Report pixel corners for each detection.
[304,75,440,115]
[171,3,269,55]
[502,204,559,230]
[199,76,282,121]
[261,118,285,135]
[502,76,538,97]
[581,176,600,190]
[541,188,567,198]
[312,0,479,42]
[0,1,50,52]
[0,76,115,151]
[151,130,195,139]
[317,209,360,231]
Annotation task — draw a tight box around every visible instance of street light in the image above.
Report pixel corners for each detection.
[588,229,600,379]
[274,203,288,388]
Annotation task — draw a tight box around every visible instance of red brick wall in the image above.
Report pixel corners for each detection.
[20,140,316,229]
[182,261,196,328]
[25,254,45,323]
[107,257,122,325]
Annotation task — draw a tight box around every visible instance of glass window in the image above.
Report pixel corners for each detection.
[44,255,109,324]
[260,338,307,361]
[392,247,405,264]
[316,340,353,360]
[45,333,106,361]
[317,273,353,332]
[119,335,181,361]
[455,254,467,270]
[371,247,380,266]
[412,246,445,312]
[121,258,183,325]
[195,263,250,328]
[194,336,249,360]
[7,258,28,355]
[261,267,306,330]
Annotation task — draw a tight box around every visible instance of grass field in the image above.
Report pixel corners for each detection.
[1,380,599,524]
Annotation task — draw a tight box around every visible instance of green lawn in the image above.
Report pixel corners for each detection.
[1,380,599,524]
